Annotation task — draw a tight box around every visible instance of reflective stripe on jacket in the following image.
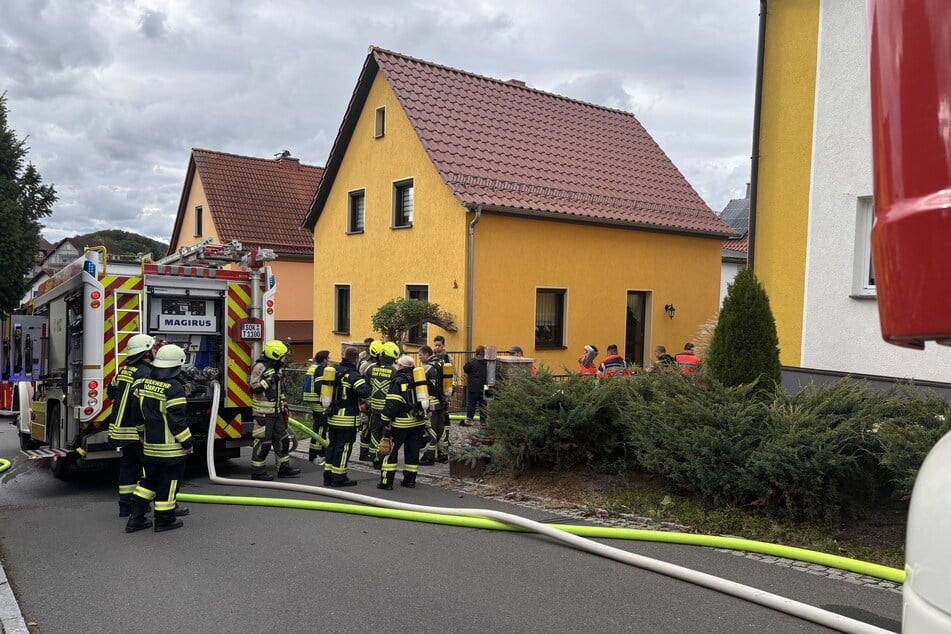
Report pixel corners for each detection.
[108,359,150,443]
[674,351,702,374]
[135,377,192,460]
[250,359,285,416]
[327,361,372,427]
[382,370,426,429]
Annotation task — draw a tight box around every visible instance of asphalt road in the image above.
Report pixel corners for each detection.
[0,418,902,633]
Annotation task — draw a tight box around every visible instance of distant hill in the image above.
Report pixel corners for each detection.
[57,230,169,259]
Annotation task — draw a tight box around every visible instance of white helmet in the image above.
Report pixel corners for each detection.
[153,344,186,369]
[126,334,156,358]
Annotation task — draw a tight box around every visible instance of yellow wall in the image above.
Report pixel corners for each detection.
[753,0,819,365]
[472,213,722,370]
[312,73,469,355]
[177,175,220,244]
[313,70,724,369]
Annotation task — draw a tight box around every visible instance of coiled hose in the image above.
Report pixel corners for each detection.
[176,382,896,634]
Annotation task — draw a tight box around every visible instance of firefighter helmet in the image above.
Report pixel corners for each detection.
[381,341,400,359]
[126,334,156,358]
[153,344,186,368]
[263,339,289,361]
[368,340,384,357]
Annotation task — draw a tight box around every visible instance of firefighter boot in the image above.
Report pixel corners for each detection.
[251,469,274,481]
[323,469,332,486]
[118,494,134,518]
[154,511,184,533]
[331,474,358,487]
[377,471,394,490]
[419,450,435,466]
[277,464,301,478]
[358,447,371,462]
[400,472,417,488]
[174,505,190,517]
[125,499,152,532]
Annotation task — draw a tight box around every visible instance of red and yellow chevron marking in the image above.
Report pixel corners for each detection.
[226,282,253,409]
[101,276,144,419]
[216,412,243,439]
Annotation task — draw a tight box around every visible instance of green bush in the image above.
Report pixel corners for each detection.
[706,267,781,389]
[485,367,951,523]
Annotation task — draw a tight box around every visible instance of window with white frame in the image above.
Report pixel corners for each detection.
[535,288,566,347]
[852,196,876,297]
[334,284,351,334]
[393,179,414,228]
[406,284,429,344]
[348,190,365,233]
[375,106,386,138]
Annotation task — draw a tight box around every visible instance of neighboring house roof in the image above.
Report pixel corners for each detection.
[723,234,749,257]
[49,235,126,259]
[719,196,750,237]
[172,149,323,257]
[305,47,732,237]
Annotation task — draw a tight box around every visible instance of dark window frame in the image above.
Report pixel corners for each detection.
[392,178,414,229]
[375,106,386,138]
[348,189,365,234]
[405,284,429,345]
[535,288,566,348]
[194,205,203,237]
[333,284,351,335]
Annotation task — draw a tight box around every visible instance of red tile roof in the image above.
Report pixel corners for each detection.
[723,234,749,254]
[306,47,731,237]
[175,149,323,256]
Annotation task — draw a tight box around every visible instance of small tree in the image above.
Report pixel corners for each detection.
[706,267,781,388]
[371,298,456,345]
[0,93,56,315]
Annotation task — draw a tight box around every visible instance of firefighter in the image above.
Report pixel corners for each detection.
[418,345,448,465]
[125,344,193,533]
[378,355,428,490]
[302,350,331,464]
[324,346,371,487]
[674,342,702,374]
[249,340,301,481]
[357,340,383,462]
[107,333,155,517]
[364,341,398,469]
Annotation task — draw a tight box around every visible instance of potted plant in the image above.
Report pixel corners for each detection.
[449,440,494,478]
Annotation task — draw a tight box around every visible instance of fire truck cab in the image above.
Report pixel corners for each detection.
[15,240,276,478]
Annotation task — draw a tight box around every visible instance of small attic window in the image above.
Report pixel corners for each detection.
[194,205,203,237]
[375,106,386,138]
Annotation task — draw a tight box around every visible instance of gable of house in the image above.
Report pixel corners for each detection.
[308,47,731,368]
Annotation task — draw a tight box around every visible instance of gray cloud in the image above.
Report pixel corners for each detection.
[0,0,758,242]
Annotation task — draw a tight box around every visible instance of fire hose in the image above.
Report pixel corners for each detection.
[175,381,896,633]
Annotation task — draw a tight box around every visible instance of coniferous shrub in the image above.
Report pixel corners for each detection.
[706,267,781,389]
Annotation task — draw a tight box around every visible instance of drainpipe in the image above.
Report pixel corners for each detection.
[748,0,767,271]
[466,206,482,353]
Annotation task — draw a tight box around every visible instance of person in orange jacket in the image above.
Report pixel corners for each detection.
[597,344,631,378]
[578,344,598,375]
[674,342,702,374]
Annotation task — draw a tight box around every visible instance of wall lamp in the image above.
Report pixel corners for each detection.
[664,304,676,319]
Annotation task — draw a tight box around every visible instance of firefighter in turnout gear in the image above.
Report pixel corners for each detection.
[418,345,449,465]
[249,340,301,481]
[357,340,385,462]
[302,350,331,463]
[378,355,428,490]
[365,340,398,469]
[108,333,155,517]
[125,345,193,533]
[324,346,372,487]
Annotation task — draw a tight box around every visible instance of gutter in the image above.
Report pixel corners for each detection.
[466,206,482,353]
[748,0,768,271]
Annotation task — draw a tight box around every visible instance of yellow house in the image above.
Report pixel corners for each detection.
[168,148,323,362]
[303,48,731,370]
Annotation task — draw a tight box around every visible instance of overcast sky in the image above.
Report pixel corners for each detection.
[1,0,758,244]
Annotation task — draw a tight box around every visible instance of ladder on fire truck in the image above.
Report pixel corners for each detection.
[154,238,247,267]
[114,288,144,362]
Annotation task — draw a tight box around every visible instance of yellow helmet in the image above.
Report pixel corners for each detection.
[263,339,289,361]
[126,333,155,358]
[381,341,400,359]
[368,340,384,357]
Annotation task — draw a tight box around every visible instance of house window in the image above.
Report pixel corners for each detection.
[852,197,876,298]
[375,106,386,138]
[194,205,203,237]
[406,284,429,344]
[535,288,566,348]
[393,179,414,228]
[334,284,350,334]
[348,190,365,233]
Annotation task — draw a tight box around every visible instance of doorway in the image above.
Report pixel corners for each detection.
[625,291,648,367]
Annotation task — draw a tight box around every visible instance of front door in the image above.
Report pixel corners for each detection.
[625,291,648,368]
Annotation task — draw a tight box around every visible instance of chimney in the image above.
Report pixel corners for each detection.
[745,182,751,199]
[275,149,299,166]
[506,79,527,87]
